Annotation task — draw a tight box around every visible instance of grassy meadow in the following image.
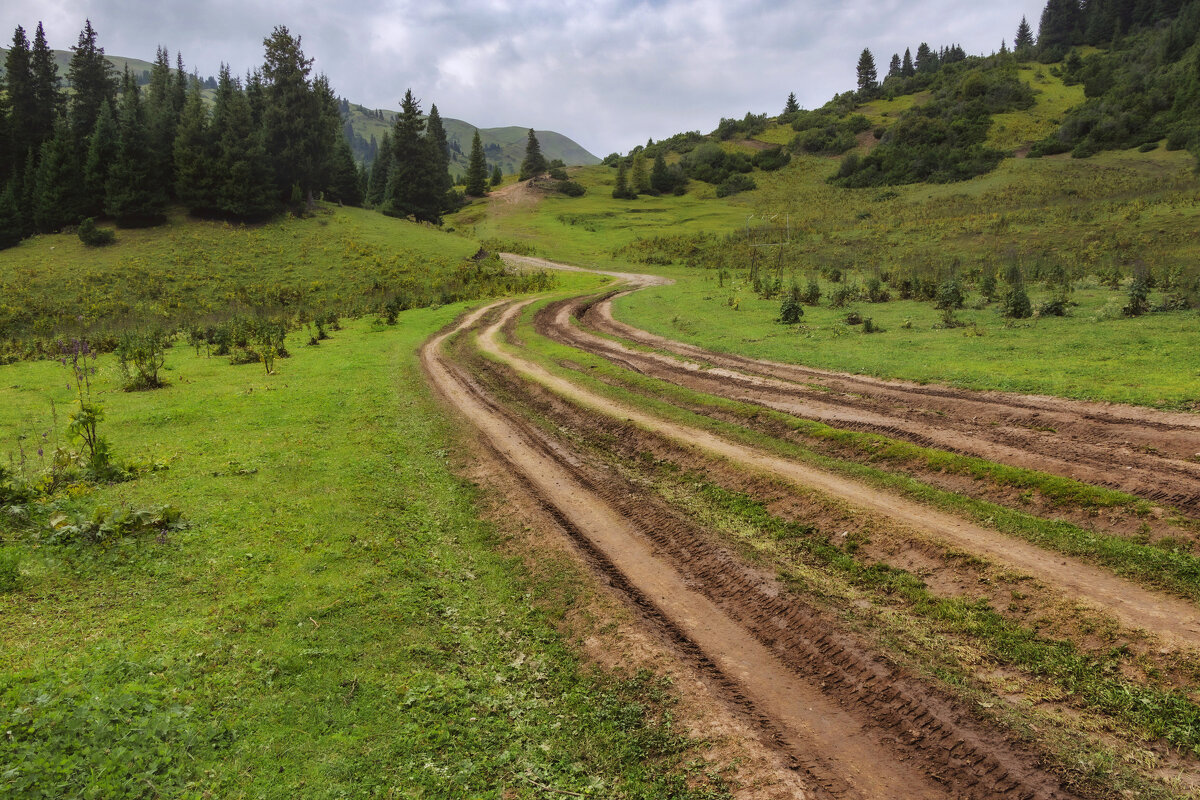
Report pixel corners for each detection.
[0,270,728,799]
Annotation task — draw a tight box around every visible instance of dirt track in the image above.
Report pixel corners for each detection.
[424,257,1200,798]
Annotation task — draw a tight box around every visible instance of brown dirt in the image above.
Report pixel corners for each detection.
[424,303,1083,799]
[560,289,1200,516]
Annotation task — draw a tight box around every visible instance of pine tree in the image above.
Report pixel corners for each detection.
[4,26,36,178]
[425,104,452,199]
[67,20,118,150]
[384,89,441,223]
[888,53,902,78]
[612,160,633,199]
[30,23,60,153]
[915,43,937,74]
[1015,16,1035,51]
[324,136,361,206]
[465,129,489,196]
[901,48,915,77]
[519,129,547,180]
[33,121,82,232]
[491,165,503,187]
[212,65,277,219]
[261,26,327,204]
[366,132,391,207]
[105,71,168,227]
[630,151,650,195]
[145,46,179,194]
[1038,0,1085,54]
[782,92,800,115]
[82,100,118,216]
[0,180,23,249]
[174,79,214,214]
[856,49,878,92]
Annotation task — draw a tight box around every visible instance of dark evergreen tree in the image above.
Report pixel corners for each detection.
[30,23,61,154]
[630,151,650,194]
[173,52,188,119]
[901,47,915,77]
[212,65,277,219]
[783,92,800,115]
[67,20,118,150]
[105,70,168,227]
[324,135,362,206]
[490,164,503,187]
[145,46,179,193]
[33,121,82,232]
[856,48,878,92]
[1015,15,1036,50]
[174,80,214,214]
[612,160,633,199]
[261,26,328,204]
[425,103,453,198]
[82,99,118,217]
[4,26,36,179]
[888,53,902,78]
[384,89,441,223]
[0,179,23,248]
[915,42,938,74]
[1038,0,1085,54]
[465,129,489,196]
[366,132,391,207]
[519,128,547,180]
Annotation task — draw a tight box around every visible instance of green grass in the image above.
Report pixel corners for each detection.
[0,205,480,345]
[0,299,726,799]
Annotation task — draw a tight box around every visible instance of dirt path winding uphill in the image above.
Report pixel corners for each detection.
[558,289,1200,514]
[422,301,1079,800]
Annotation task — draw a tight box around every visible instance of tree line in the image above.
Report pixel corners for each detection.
[0,20,366,248]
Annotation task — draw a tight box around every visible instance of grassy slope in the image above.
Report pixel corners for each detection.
[449,79,1200,408]
[0,274,723,798]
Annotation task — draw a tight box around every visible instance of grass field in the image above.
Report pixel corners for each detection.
[0,277,727,799]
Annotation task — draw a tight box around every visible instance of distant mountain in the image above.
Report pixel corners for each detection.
[342,103,601,175]
[0,47,602,175]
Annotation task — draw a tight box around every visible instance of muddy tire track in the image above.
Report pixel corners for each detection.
[425,301,1081,800]
[540,285,1200,515]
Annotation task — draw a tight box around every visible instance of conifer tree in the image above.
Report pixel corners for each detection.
[145,46,180,193]
[888,53,902,78]
[173,52,188,118]
[366,132,391,207]
[384,89,441,223]
[212,65,277,219]
[630,151,650,195]
[915,42,937,74]
[261,26,328,204]
[105,70,168,227]
[491,165,503,187]
[4,26,36,178]
[67,20,118,150]
[30,23,61,152]
[612,160,633,199]
[33,121,82,232]
[1015,16,1035,51]
[174,80,214,214]
[325,136,362,206]
[425,103,453,199]
[519,128,547,180]
[82,100,118,216]
[856,49,878,92]
[783,92,800,115]
[0,180,23,249]
[650,152,672,194]
[901,48,915,77]
[465,129,489,196]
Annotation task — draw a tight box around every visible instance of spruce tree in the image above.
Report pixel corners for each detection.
[384,89,441,223]
[888,53,902,78]
[174,80,214,214]
[783,92,800,115]
[82,100,118,217]
[612,160,632,199]
[519,129,547,180]
[650,152,671,194]
[856,49,878,92]
[915,43,937,74]
[465,129,489,196]
[366,132,391,207]
[630,151,650,195]
[491,165,503,187]
[261,26,327,204]
[33,121,82,232]
[67,20,118,150]
[0,180,23,249]
[4,26,36,177]
[105,71,168,227]
[1015,16,1035,51]
[145,46,179,193]
[30,23,61,152]
[901,48,915,77]
[425,104,453,199]
[325,136,362,206]
[211,65,277,219]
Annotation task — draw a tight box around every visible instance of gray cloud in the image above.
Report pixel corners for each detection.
[1,0,1047,155]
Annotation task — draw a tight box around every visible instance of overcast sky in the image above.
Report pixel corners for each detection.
[5,0,1046,156]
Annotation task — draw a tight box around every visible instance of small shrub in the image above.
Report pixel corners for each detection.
[935,277,964,310]
[557,180,586,197]
[1123,268,1151,317]
[828,284,855,308]
[979,269,997,302]
[716,173,757,198]
[77,217,115,247]
[799,278,822,305]
[115,327,170,391]
[778,284,804,324]
[845,311,864,325]
[862,317,883,333]
[548,166,569,180]
[1001,284,1032,319]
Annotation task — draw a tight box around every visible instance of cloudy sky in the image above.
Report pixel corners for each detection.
[5,0,1046,156]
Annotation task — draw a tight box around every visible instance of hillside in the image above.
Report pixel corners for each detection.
[0,47,601,174]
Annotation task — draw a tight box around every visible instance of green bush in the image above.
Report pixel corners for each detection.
[557,180,586,197]
[77,217,115,247]
[715,173,756,198]
[0,548,20,592]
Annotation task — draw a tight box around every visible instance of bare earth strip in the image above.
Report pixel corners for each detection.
[423,302,1078,800]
